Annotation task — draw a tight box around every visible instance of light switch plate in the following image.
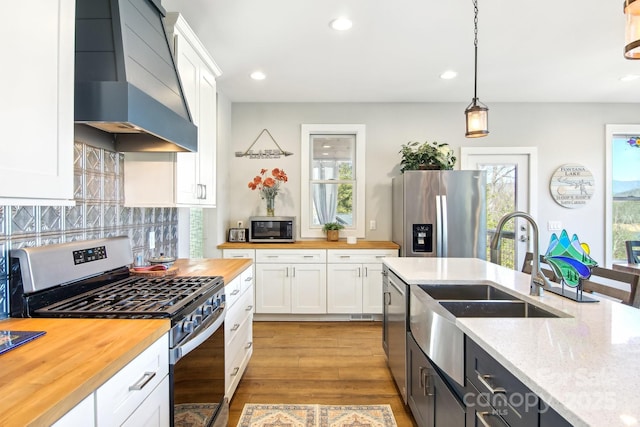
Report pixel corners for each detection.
[547,220,562,231]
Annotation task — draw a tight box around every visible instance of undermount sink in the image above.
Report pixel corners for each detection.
[418,284,519,301]
[438,300,560,318]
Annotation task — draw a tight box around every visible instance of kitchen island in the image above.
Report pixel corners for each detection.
[0,258,251,427]
[384,257,640,427]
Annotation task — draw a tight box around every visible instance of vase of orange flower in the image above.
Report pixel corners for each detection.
[248,168,288,216]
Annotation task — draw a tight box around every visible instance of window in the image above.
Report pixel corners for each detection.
[606,125,640,265]
[301,124,365,238]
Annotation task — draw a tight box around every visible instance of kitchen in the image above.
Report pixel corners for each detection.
[2,0,640,426]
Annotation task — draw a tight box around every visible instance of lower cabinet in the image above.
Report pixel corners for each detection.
[465,336,571,427]
[225,266,254,399]
[54,333,170,427]
[407,332,466,427]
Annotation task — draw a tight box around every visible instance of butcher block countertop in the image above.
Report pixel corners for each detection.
[217,240,399,250]
[0,318,169,427]
[0,258,251,427]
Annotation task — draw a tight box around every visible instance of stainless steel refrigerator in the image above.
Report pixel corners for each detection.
[392,170,486,258]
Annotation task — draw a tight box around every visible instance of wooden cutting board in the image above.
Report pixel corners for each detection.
[129,266,179,277]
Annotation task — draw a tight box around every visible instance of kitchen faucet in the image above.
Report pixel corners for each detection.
[489,211,553,296]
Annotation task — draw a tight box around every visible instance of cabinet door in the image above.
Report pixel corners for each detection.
[2,0,74,203]
[408,334,432,427]
[52,394,95,427]
[327,264,362,313]
[195,68,217,206]
[255,264,291,313]
[291,263,327,314]
[362,263,383,314]
[431,366,465,427]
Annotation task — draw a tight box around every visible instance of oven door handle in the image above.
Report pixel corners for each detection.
[170,308,225,364]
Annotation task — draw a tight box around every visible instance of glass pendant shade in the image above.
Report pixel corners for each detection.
[465,101,489,138]
[625,0,640,59]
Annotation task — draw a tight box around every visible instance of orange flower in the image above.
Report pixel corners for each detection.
[263,177,275,187]
[253,176,262,184]
[248,167,288,199]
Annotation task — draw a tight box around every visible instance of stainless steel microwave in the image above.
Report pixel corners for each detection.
[249,216,295,243]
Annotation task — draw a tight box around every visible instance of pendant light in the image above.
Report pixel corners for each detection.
[625,0,640,59]
[465,0,489,138]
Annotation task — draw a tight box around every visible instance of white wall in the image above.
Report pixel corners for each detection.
[226,102,640,265]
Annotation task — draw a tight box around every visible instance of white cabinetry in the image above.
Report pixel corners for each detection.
[2,0,74,204]
[124,13,221,207]
[52,394,95,427]
[53,333,170,427]
[224,266,254,399]
[327,250,398,314]
[255,250,327,314]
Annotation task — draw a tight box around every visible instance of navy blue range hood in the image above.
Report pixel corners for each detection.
[75,0,197,152]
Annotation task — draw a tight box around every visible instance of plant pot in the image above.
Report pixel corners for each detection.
[326,230,339,241]
[418,163,441,170]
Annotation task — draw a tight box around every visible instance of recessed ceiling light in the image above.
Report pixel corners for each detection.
[330,17,353,31]
[440,70,458,80]
[620,74,640,82]
[250,71,266,80]
[323,144,332,148]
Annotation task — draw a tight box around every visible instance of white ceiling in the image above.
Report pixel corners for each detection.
[161,0,640,103]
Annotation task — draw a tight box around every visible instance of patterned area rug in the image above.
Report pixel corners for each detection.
[175,403,218,427]
[236,404,398,427]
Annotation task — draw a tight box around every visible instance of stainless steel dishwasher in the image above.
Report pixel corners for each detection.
[383,266,407,403]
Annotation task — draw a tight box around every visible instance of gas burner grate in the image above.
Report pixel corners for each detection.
[36,276,223,318]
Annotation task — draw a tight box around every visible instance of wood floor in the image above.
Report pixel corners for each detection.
[228,321,417,426]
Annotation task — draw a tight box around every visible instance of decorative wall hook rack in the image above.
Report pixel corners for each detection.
[235,128,294,159]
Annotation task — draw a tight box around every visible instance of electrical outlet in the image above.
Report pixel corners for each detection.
[547,221,562,231]
[369,220,377,230]
[149,231,156,249]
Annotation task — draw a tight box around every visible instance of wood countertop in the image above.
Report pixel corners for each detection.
[0,318,169,427]
[217,240,399,250]
[0,258,251,426]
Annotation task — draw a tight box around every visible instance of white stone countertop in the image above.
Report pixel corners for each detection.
[383,257,640,427]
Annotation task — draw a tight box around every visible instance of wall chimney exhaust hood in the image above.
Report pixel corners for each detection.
[75,0,197,152]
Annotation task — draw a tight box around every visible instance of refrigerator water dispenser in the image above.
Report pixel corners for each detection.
[412,224,432,252]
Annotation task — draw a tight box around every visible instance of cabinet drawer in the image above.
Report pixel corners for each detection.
[225,275,243,308]
[96,334,169,427]
[465,337,538,427]
[327,249,397,264]
[226,318,252,399]
[256,249,326,263]
[226,289,253,340]
[223,249,255,260]
[240,266,254,294]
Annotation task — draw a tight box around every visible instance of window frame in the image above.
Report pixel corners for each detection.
[605,124,640,266]
[300,124,366,238]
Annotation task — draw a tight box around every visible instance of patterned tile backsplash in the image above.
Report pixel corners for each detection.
[0,142,178,318]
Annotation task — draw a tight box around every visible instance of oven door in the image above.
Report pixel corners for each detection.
[171,308,227,427]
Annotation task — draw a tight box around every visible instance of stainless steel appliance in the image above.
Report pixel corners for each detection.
[382,266,408,403]
[9,236,227,427]
[249,216,295,243]
[228,228,248,242]
[392,170,487,258]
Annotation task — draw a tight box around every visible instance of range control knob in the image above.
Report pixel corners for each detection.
[182,320,194,333]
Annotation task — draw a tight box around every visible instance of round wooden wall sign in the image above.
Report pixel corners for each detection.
[549,163,595,208]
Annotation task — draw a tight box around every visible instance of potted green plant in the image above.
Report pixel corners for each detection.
[399,141,456,172]
[322,222,344,241]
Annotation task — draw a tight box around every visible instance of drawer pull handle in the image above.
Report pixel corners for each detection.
[477,373,506,394]
[246,305,254,311]
[245,277,253,281]
[476,412,494,427]
[231,367,240,376]
[340,255,351,258]
[245,342,253,349]
[231,323,240,331]
[303,255,314,258]
[230,289,240,296]
[232,255,245,258]
[129,371,156,391]
[375,255,385,258]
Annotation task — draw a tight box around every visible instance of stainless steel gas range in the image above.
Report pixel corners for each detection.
[9,236,227,427]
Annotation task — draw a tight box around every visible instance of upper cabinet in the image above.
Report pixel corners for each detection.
[1,0,75,205]
[124,13,221,207]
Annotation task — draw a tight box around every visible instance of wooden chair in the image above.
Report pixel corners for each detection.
[581,266,640,308]
[521,252,559,282]
[626,240,640,264]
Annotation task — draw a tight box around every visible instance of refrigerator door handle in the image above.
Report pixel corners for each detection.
[441,195,448,257]
[436,195,443,256]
